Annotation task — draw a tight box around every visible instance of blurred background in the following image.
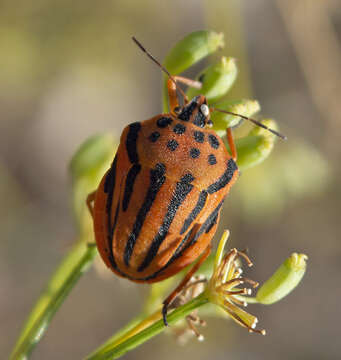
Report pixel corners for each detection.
[1,0,340,359]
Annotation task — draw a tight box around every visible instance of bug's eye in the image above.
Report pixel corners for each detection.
[174,106,181,114]
[200,104,209,117]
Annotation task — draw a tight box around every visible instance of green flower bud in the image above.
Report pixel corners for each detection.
[69,134,116,182]
[236,118,278,171]
[163,30,224,111]
[163,30,224,75]
[211,99,260,136]
[69,134,117,237]
[256,253,308,305]
[186,57,237,102]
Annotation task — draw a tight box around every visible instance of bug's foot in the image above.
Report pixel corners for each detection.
[162,303,169,327]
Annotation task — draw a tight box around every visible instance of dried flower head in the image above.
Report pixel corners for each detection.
[169,275,207,343]
[205,230,266,335]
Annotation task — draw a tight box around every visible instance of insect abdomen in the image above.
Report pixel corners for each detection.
[93,118,238,283]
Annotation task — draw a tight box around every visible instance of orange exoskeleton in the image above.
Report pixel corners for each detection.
[87,37,285,325]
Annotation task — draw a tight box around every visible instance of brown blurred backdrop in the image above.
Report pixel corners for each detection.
[1,1,340,359]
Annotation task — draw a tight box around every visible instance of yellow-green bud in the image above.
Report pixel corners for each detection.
[69,134,117,237]
[69,134,116,182]
[236,118,278,171]
[162,30,224,112]
[186,57,237,102]
[163,30,224,75]
[211,99,260,136]
[256,253,308,305]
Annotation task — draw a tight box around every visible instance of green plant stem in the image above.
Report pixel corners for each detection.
[10,239,97,360]
[86,292,209,360]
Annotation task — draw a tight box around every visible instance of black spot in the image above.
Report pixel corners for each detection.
[167,139,179,151]
[181,173,195,183]
[208,134,219,149]
[180,190,208,235]
[149,131,160,143]
[124,163,166,266]
[190,148,200,158]
[193,111,206,128]
[173,123,186,134]
[138,173,194,272]
[126,122,141,163]
[157,117,173,128]
[207,159,238,194]
[193,131,205,143]
[122,164,141,211]
[208,154,217,165]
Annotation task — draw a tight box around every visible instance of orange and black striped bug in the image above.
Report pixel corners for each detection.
[87,37,286,326]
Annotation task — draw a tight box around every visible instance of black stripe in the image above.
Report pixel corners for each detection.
[126,122,141,164]
[186,200,224,248]
[180,190,208,235]
[122,164,141,212]
[104,156,117,220]
[124,163,166,266]
[136,226,196,281]
[135,201,224,281]
[106,227,196,282]
[207,158,238,194]
[110,200,222,282]
[205,212,219,233]
[103,156,121,270]
[107,197,121,269]
[137,173,194,272]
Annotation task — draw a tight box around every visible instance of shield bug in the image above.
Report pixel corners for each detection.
[87,37,285,326]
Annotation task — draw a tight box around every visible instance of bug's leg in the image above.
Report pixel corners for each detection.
[226,127,237,161]
[167,78,182,113]
[167,76,202,112]
[162,244,211,326]
[173,76,202,90]
[86,191,96,218]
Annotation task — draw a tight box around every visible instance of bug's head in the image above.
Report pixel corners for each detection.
[175,95,213,129]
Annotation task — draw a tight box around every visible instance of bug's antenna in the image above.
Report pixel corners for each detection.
[132,36,189,103]
[210,107,287,140]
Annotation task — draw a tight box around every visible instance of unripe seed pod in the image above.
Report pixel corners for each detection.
[186,57,237,102]
[163,30,224,75]
[70,134,117,235]
[256,253,308,305]
[163,30,224,111]
[236,118,279,171]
